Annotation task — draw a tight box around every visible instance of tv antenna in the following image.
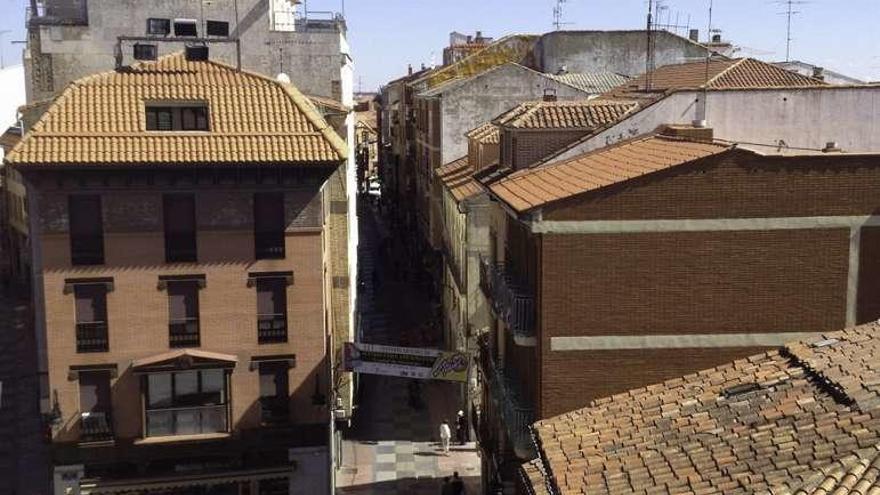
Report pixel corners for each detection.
[553,0,573,31]
[772,0,810,61]
[645,0,657,90]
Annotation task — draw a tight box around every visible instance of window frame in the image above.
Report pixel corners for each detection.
[167,280,200,348]
[205,20,230,37]
[173,19,198,37]
[163,193,197,263]
[258,362,290,424]
[74,283,109,353]
[78,370,113,441]
[146,18,171,36]
[68,195,105,266]
[143,369,229,438]
[146,104,210,132]
[253,192,286,260]
[256,277,288,344]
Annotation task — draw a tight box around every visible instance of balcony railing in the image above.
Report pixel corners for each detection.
[76,322,108,353]
[479,341,536,459]
[479,256,536,345]
[255,232,285,260]
[258,314,288,344]
[80,411,113,443]
[27,0,89,26]
[169,319,200,348]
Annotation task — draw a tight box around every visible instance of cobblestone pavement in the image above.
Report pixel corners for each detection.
[0,289,50,494]
[337,200,480,494]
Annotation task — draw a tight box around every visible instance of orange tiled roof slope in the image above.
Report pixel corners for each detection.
[436,156,482,202]
[490,133,730,212]
[527,324,880,495]
[467,122,500,145]
[609,57,828,95]
[6,53,348,166]
[493,99,639,130]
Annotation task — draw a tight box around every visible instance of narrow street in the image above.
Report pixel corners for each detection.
[336,198,480,495]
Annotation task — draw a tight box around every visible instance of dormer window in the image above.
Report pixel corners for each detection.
[146,104,209,131]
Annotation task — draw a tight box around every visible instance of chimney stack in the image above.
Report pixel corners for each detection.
[689,29,699,42]
[711,34,722,43]
[407,64,413,76]
[822,141,842,153]
[543,88,558,102]
[812,66,826,81]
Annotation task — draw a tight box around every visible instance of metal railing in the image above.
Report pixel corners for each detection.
[169,319,200,347]
[478,340,536,459]
[258,314,288,344]
[479,256,536,342]
[70,235,104,266]
[27,0,88,26]
[76,322,108,353]
[80,411,113,442]
[255,232,285,260]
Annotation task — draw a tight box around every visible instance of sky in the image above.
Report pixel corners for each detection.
[1,0,877,90]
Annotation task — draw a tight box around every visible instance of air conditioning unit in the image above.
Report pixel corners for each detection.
[133,43,158,61]
[185,45,209,61]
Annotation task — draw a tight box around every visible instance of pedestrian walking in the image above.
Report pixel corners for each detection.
[439,420,452,454]
[451,472,466,495]
[456,409,467,445]
[440,477,453,495]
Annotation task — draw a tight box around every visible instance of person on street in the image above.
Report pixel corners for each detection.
[456,410,467,445]
[451,472,466,495]
[439,420,452,454]
[440,477,453,495]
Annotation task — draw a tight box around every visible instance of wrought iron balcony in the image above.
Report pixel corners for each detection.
[80,411,113,443]
[478,342,536,460]
[258,314,288,344]
[169,319,200,348]
[76,322,108,353]
[479,256,536,345]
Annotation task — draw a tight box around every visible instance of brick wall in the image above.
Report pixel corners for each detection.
[538,228,850,417]
[543,152,880,221]
[37,185,328,443]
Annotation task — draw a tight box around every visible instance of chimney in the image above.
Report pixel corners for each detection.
[543,88,558,102]
[711,34,722,43]
[407,64,413,76]
[812,66,826,81]
[421,63,426,70]
[689,29,699,42]
[476,30,482,39]
[660,124,714,142]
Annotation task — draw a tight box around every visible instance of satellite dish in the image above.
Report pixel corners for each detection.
[276,73,291,84]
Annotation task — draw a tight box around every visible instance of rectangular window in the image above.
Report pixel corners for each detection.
[69,195,104,265]
[254,193,285,259]
[75,284,109,353]
[257,278,287,344]
[206,20,229,37]
[259,362,289,424]
[133,43,158,61]
[79,370,113,441]
[173,19,197,37]
[163,194,197,262]
[146,18,171,35]
[146,105,209,131]
[145,370,228,437]
[168,281,200,347]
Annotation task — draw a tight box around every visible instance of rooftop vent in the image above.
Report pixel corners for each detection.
[722,382,762,399]
[133,43,158,61]
[822,141,842,153]
[185,45,209,62]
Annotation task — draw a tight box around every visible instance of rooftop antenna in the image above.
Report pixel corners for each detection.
[645,0,656,91]
[773,0,809,61]
[553,0,573,31]
[0,30,10,69]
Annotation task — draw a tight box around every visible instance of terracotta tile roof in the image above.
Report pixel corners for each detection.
[527,325,880,495]
[549,71,631,94]
[608,57,827,95]
[466,122,500,144]
[493,99,639,130]
[490,134,730,212]
[436,155,482,202]
[521,459,552,495]
[6,53,347,166]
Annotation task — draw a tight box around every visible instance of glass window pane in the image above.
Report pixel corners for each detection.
[147,374,172,408]
[79,371,110,413]
[201,406,227,433]
[173,371,199,406]
[200,370,225,405]
[146,410,173,436]
[175,409,200,435]
[168,282,198,320]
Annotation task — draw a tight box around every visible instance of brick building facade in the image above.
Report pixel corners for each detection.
[476,127,880,492]
[5,53,347,494]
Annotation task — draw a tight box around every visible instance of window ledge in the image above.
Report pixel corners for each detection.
[134,432,230,445]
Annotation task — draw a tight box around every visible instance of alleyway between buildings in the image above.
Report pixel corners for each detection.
[336,198,480,495]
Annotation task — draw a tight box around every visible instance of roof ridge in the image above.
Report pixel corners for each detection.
[704,57,746,88]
